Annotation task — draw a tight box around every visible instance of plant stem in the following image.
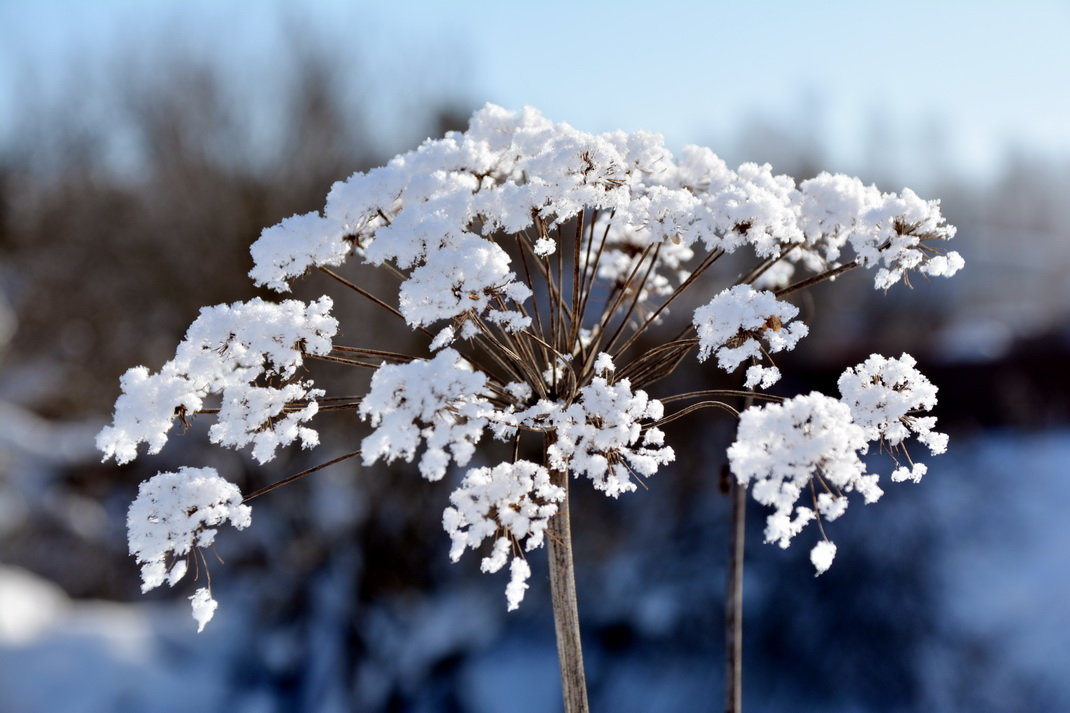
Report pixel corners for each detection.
[724,475,746,713]
[545,436,590,713]
[725,390,754,713]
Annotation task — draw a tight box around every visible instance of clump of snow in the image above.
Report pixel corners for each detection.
[547,373,674,498]
[98,297,337,465]
[796,172,962,290]
[838,353,947,457]
[810,540,837,575]
[443,460,563,610]
[729,392,878,553]
[359,349,493,481]
[593,352,616,375]
[188,588,218,634]
[126,467,250,631]
[730,352,949,575]
[429,325,456,351]
[248,211,353,292]
[533,237,557,256]
[693,285,807,386]
[505,558,533,612]
[744,364,781,390]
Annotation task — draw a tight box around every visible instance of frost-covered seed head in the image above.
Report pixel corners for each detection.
[127,467,250,630]
[101,103,961,619]
[693,285,807,386]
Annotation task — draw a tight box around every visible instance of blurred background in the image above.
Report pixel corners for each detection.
[1,1,1068,711]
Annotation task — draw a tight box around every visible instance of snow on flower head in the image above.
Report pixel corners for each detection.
[547,373,674,498]
[693,285,807,387]
[730,367,951,573]
[838,353,947,482]
[796,173,962,290]
[248,104,961,331]
[98,297,337,465]
[127,467,251,631]
[443,460,564,610]
[101,103,963,623]
[728,393,882,573]
[359,348,493,481]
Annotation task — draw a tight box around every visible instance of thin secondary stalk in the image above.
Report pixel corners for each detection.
[545,435,590,713]
[725,392,753,713]
[725,475,745,713]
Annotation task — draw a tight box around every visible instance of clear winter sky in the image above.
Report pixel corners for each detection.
[2,0,1068,181]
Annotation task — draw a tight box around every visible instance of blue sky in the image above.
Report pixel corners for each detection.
[3,0,1068,181]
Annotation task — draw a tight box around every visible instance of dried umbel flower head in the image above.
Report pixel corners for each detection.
[126,467,251,631]
[101,104,960,628]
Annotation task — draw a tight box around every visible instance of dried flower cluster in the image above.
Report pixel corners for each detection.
[100,104,960,629]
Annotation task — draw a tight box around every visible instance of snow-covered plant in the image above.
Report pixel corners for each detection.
[99,104,961,713]
[126,467,251,631]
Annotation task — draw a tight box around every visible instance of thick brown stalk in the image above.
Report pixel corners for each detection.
[545,436,590,713]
